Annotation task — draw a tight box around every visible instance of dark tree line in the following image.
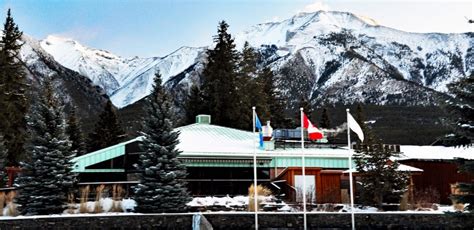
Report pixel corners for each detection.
[185,21,289,130]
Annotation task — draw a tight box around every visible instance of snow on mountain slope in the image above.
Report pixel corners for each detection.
[235,11,472,93]
[40,36,205,108]
[39,10,472,109]
[109,46,206,108]
[40,35,124,94]
[19,34,110,121]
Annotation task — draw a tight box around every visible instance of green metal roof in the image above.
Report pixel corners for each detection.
[71,137,143,173]
[71,123,351,172]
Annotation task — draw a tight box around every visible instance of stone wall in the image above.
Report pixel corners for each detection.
[0,213,472,229]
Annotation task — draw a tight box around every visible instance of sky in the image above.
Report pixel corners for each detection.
[1,0,472,57]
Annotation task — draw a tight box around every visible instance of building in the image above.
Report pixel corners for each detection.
[396,145,474,204]
[72,115,356,203]
[71,115,429,204]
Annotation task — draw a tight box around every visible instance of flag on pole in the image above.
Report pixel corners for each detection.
[255,114,264,149]
[347,112,364,142]
[302,112,323,140]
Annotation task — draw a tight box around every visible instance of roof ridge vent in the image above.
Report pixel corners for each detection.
[196,114,211,124]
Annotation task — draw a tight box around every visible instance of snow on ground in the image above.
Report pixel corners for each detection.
[0,195,465,220]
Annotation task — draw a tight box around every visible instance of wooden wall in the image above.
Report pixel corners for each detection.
[401,160,474,204]
[276,167,342,203]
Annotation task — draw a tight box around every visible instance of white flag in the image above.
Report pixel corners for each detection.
[347,112,364,142]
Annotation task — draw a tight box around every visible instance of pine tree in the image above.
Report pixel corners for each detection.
[319,107,331,129]
[257,67,288,128]
[201,21,242,128]
[16,80,77,215]
[444,74,473,145]
[134,73,191,213]
[353,107,408,209]
[0,135,7,186]
[237,41,260,129]
[66,107,87,156]
[87,100,126,152]
[444,74,474,211]
[184,85,204,124]
[0,9,28,166]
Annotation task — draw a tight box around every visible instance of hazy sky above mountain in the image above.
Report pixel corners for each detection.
[2,0,472,57]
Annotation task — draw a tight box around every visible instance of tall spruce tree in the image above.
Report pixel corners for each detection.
[87,100,126,152]
[0,135,7,186]
[66,107,87,156]
[134,73,191,213]
[444,74,474,211]
[236,41,259,129]
[257,66,288,128]
[16,80,76,215]
[201,21,242,128]
[184,85,204,124]
[444,74,473,145]
[0,9,28,166]
[353,105,408,209]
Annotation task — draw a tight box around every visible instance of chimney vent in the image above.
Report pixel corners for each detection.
[196,114,211,124]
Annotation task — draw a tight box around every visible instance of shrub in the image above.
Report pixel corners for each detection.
[248,184,272,211]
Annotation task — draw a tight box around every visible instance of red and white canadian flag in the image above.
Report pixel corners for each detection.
[302,112,324,140]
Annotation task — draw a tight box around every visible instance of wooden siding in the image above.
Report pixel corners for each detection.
[401,160,474,204]
[320,172,342,203]
[276,167,342,203]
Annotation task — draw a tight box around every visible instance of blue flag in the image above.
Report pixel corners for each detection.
[255,114,264,149]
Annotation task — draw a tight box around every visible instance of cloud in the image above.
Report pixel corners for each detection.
[52,26,102,44]
[299,1,330,13]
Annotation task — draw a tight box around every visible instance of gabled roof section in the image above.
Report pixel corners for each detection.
[72,137,143,172]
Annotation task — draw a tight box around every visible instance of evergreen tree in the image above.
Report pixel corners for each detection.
[353,107,408,209]
[236,41,259,129]
[201,21,242,128]
[257,67,288,128]
[444,74,474,211]
[0,135,7,186]
[237,42,270,129]
[87,100,126,152]
[134,73,191,213]
[16,80,76,215]
[184,85,204,124]
[66,107,87,156]
[0,9,28,166]
[319,107,331,129]
[444,74,473,145]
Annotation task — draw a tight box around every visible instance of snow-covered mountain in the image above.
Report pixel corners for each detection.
[40,35,206,108]
[38,11,472,109]
[19,34,109,123]
[234,11,471,105]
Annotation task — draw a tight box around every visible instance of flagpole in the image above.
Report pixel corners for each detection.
[300,108,307,230]
[252,106,258,230]
[346,108,355,230]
